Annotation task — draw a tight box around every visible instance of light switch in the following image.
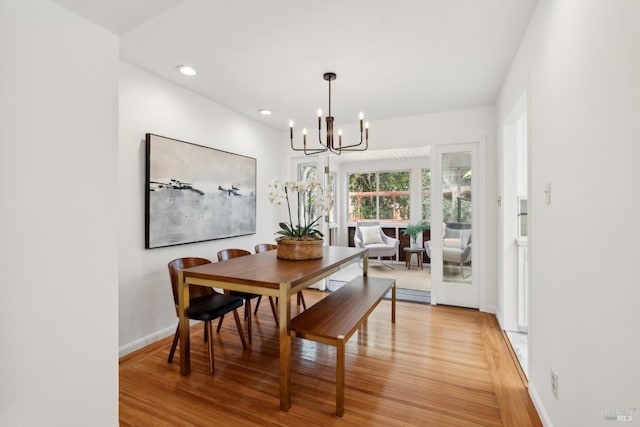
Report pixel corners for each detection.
[544,182,551,205]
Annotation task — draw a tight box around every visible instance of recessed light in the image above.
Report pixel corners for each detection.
[176,65,196,76]
[258,109,272,116]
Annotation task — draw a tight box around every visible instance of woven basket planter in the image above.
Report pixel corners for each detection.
[276,239,323,260]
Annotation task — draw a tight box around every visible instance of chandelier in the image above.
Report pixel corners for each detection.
[290,72,369,155]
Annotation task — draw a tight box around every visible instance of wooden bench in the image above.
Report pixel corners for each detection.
[289,275,396,416]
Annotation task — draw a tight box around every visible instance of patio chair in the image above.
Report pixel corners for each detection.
[354,221,399,269]
[424,223,472,277]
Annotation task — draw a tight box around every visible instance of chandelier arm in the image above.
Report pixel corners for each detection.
[337,141,364,149]
[290,136,327,154]
[290,138,307,151]
[336,131,364,149]
[335,139,369,152]
[317,130,328,148]
[304,147,328,155]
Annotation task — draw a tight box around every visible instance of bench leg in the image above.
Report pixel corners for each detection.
[336,336,345,417]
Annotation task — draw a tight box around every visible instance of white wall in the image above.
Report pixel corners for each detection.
[294,107,498,311]
[497,1,640,425]
[118,61,285,354]
[0,0,119,425]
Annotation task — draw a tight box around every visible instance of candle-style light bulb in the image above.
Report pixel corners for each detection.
[289,120,294,139]
[359,112,364,132]
[359,112,364,120]
[318,109,323,117]
[365,121,369,140]
[317,109,322,130]
[303,128,307,146]
[338,129,343,147]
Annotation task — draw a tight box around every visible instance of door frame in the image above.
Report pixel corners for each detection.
[498,89,529,332]
[431,139,485,310]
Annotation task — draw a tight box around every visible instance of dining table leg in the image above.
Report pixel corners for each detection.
[177,270,191,375]
[363,252,369,276]
[279,282,292,410]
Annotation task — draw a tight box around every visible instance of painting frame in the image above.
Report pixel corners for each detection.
[145,133,256,249]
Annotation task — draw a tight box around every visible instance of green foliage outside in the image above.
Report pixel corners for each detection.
[442,167,472,223]
[348,166,471,225]
[348,171,410,221]
[403,220,430,242]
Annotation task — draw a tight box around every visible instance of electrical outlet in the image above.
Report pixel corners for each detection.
[551,370,559,399]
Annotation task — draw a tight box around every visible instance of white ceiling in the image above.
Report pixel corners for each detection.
[55,0,538,133]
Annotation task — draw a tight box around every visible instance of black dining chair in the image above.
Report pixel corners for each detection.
[167,257,247,374]
[254,243,307,311]
[216,249,279,344]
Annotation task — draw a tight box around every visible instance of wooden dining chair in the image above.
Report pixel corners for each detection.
[254,243,307,311]
[167,257,247,374]
[216,249,279,344]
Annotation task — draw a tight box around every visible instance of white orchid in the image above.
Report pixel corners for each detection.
[268,177,334,240]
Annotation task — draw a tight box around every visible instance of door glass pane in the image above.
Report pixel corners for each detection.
[421,169,431,223]
[441,152,472,283]
[421,169,432,265]
[297,163,318,224]
[297,163,317,182]
[328,171,336,223]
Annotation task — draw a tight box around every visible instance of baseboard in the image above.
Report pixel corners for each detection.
[501,330,528,388]
[119,323,185,357]
[495,311,505,329]
[529,382,553,427]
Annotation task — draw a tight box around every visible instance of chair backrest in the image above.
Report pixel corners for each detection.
[167,257,213,314]
[254,243,277,253]
[355,220,381,243]
[444,223,472,247]
[217,248,251,261]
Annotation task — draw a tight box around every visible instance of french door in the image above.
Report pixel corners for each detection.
[431,142,481,308]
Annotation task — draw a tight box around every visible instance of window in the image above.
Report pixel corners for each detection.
[348,171,410,221]
[297,162,335,224]
[348,172,376,220]
[421,169,431,223]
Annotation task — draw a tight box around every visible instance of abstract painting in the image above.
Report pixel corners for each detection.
[145,133,256,248]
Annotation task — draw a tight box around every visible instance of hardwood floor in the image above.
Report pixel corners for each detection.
[120,290,541,426]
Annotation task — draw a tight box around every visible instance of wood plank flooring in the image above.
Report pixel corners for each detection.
[120,290,541,426]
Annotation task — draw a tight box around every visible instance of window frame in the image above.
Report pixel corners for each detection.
[347,169,411,222]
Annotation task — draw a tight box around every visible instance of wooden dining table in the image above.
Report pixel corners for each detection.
[177,245,368,411]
